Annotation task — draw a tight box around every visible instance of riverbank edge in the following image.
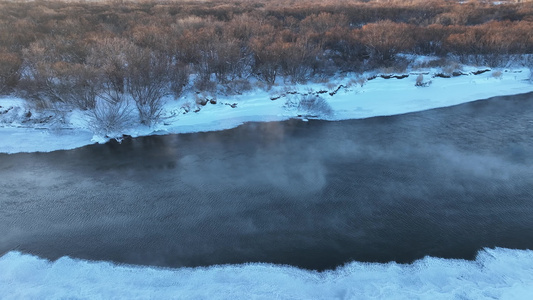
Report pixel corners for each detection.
[1,247,532,299]
[1,67,533,154]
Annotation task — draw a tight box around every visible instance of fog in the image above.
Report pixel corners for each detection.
[1,93,532,270]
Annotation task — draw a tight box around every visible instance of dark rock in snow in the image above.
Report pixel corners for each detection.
[0,106,12,114]
[434,73,451,78]
[329,85,345,96]
[196,98,208,106]
[224,102,238,108]
[472,69,491,75]
[452,71,466,77]
[394,74,409,79]
[381,74,409,79]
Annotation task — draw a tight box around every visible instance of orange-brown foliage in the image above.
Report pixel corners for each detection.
[0,0,531,96]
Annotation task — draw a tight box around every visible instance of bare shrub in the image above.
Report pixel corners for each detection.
[253,80,269,91]
[360,21,415,66]
[0,51,21,94]
[283,92,299,109]
[278,40,316,84]
[356,77,367,87]
[19,43,101,110]
[379,57,410,74]
[87,37,136,104]
[326,82,336,90]
[179,100,196,114]
[250,32,280,85]
[193,75,217,93]
[485,54,509,69]
[415,57,448,69]
[346,76,367,88]
[55,63,101,110]
[126,48,171,126]
[525,56,533,83]
[170,62,190,98]
[222,79,252,95]
[87,99,133,138]
[441,62,463,76]
[297,94,333,117]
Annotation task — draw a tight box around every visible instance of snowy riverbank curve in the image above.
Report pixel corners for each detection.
[1,248,532,299]
[1,67,533,154]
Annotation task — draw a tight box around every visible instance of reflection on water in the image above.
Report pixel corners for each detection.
[1,93,533,271]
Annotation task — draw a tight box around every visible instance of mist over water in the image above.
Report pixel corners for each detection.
[1,93,533,271]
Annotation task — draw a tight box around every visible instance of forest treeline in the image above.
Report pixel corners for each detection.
[1,0,533,125]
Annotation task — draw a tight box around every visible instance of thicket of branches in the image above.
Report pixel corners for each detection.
[1,0,533,125]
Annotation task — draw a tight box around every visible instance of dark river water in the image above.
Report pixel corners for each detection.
[1,93,533,271]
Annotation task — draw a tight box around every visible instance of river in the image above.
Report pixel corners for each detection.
[1,93,532,271]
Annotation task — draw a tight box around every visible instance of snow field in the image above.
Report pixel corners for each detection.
[1,248,532,299]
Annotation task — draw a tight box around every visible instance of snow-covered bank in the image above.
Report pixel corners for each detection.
[1,67,532,154]
[1,248,532,299]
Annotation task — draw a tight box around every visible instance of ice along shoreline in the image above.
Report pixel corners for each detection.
[1,247,532,299]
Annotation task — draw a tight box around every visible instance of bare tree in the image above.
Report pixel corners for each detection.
[0,50,21,95]
[125,48,171,126]
[169,61,190,99]
[19,42,99,110]
[360,21,415,65]
[86,37,136,105]
[250,28,281,85]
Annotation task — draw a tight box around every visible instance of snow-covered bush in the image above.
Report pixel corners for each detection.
[296,94,333,117]
[415,74,424,86]
[87,99,133,138]
[415,74,431,87]
[0,105,22,124]
[441,62,463,76]
[346,76,367,88]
